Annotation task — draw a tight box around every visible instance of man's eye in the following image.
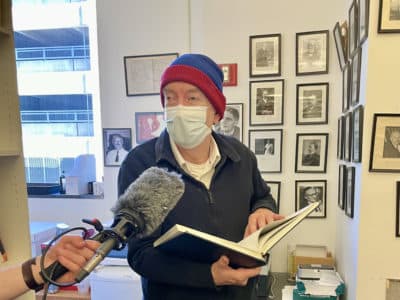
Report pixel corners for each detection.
[188,96,198,101]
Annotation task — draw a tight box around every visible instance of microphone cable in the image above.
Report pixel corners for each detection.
[38,226,89,300]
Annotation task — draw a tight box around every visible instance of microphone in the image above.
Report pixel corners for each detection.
[43,167,184,283]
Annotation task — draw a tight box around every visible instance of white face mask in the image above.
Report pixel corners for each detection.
[165,105,211,149]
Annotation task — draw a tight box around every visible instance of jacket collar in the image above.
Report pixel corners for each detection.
[155,130,241,166]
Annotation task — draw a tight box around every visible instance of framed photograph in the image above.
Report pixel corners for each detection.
[344,112,352,162]
[103,128,132,167]
[333,22,347,70]
[378,0,400,33]
[396,182,400,237]
[352,105,364,163]
[295,133,328,173]
[350,47,362,107]
[248,129,283,173]
[218,63,238,86]
[249,79,284,126]
[338,164,347,209]
[124,53,178,96]
[342,64,350,113]
[345,166,355,218]
[348,1,358,58]
[296,30,329,76]
[337,116,345,159]
[369,114,400,172]
[295,180,327,218]
[135,112,164,144]
[264,180,281,213]
[359,0,370,44]
[296,82,329,125]
[249,34,281,77]
[213,103,243,142]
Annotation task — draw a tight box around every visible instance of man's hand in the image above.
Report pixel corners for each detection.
[211,256,261,286]
[244,208,284,237]
[36,235,100,284]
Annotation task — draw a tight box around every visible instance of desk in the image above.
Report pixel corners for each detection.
[36,290,90,300]
[270,272,295,300]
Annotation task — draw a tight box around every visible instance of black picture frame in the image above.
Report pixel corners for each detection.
[264,180,281,213]
[296,82,329,125]
[338,164,347,210]
[345,166,355,218]
[396,182,400,237]
[102,128,132,167]
[348,1,359,59]
[337,116,345,160]
[295,180,327,218]
[378,0,400,33]
[359,0,370,44]
[352,105,364,163]
[134,112,164,144]
[295,133,329,173]
[333,22,347,71]
[213,103,244,142]
[124,53,178,96]
[296,30,329,76]
[342,63,350,113]
[248,129,283,173]
[369,114,400,172]
[344,112,353,162]
[350,47,362,107]
[249,79,284,126]
[249,34,281,77]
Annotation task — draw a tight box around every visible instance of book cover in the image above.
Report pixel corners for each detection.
[154,202,320,268]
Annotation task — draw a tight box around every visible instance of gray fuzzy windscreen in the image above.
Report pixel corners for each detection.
[111,167,184,237]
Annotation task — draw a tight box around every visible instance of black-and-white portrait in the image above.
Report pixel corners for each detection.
[295,133,328,173]
[250,34,281,77]
[302,90,322,119]
[256,41,275,68]
[302,139,321,166]
[345,167,355,218]
[249,129,282,173]
[296,180,326,218]
[352,105,364,162]
[256,88,275,115]
[390,0,400,20]
[383,126,400,158]
[297,82,328,125]
[103,128,132,167]
[214,104,243,142]
[296,31,328,75]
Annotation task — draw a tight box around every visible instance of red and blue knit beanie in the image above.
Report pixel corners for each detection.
[160,53,226,118]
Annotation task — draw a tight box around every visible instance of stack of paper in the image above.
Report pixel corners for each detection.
[296,270,344,297]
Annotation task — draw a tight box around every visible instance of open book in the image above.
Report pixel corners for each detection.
[154,202,320,268]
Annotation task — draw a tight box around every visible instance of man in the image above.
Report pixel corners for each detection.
[383,128,400,158]
[118,53,282,299]
[302,141,320,166]
[0,235,99,299]
[302,187,322,213]
[214,106,240,140]
[105,133,129,165]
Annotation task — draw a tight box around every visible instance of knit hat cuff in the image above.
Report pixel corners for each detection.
[160,65,226,118]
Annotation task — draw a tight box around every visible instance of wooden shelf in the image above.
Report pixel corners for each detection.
[0,149,21,157]
[0,26,11,36]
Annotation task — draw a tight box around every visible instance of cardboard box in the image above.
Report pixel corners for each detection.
[293,252,335,276]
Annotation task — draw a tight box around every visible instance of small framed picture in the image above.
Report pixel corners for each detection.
[337,116,345,160]
[213,103,243,142]
[249,79,284,126]
[396,182,400,237]
[378,0,400,33]
[350,47,362,107]
[103,128,132,167]
[296,82,329,125]
[359,0,370,44]
[296,30,329,76]
[344,112,353,162]
[348,1,359,58]
[264,180,281,213]
[249,34,281,77]
[295,180,327,218]
[338,164,347,209]
[135,112,164,144]
[295,133,328,173]
[218,63,238,86]
[248,129,283,173]
[342,64,350,113]
[352,105,364,163]
[124,53,178,96]
[369,114,400,172]
[333,22,347,70]
[345,166,355,218]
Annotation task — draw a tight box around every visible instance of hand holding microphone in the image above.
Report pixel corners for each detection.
[41,167,184,284]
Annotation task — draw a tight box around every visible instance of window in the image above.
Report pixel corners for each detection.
[12,0,101,186]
